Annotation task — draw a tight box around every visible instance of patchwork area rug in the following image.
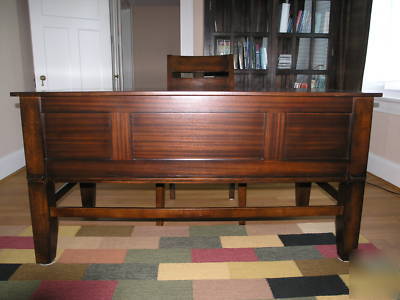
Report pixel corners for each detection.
[0,222,383,299]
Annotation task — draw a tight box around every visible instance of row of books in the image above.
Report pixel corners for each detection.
[279,0,329,34]
[217,38,268,70]
[293,75,326,89]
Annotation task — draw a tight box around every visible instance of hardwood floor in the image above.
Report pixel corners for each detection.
[0,169,399,262]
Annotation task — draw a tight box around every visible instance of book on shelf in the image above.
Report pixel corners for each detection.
[294,74,308,88]
[295,10,303,32]
[233,37,268,70]
[255,43,261,69]
[216,39,231,56]
[278,54,292,69]
[261,37,268,69]
[315,1,330,33]
[243,37,249,69]
[311,75,326,89]
[279,1,290,33]
[233,40,238,69]
[238,39,244,70]
[297,0,312,33]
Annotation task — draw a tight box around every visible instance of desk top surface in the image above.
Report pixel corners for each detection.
[10,89,382,98]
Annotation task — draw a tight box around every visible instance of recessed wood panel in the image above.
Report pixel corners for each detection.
[131,113,265,159]
[284,113,351,160]
[44,113,111,159]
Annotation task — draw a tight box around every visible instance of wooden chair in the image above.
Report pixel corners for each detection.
[166,54,236,202]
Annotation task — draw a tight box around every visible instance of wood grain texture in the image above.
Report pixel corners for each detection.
[156,183,165,226]
[284,113,351,160]
[167,55,234,91]
[264,112,285,160]
[349,97,374,177]
[80,183,96,208]
[27,181,58,264]
[238,183,247,225]
[111,112,132,160]
[51,206,343,219]
[12,91,379,262]
[44,113,111,160]
[20,97,45,178]
[40,95,355,114]
[132,113,265,159]
[335,181,366,260]
[295,182,312,206]
[46,160,348,181]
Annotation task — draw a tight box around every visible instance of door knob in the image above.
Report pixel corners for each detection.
[39,75,46,86]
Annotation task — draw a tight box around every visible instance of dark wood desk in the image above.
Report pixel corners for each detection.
[11,90,380,264]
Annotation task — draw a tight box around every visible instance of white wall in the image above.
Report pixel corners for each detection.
[363,0,400,187]
[367,100,400,187]
[181,0,204,56]
[0,0,35,179]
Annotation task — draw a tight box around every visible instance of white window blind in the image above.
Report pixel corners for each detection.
[362,0,400,99]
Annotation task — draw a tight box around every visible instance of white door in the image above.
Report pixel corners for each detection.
[28,0,113,91]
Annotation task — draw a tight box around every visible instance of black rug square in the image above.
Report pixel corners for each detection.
[267,275,348,298]
[0,264,21,280]
[278,233,336,246]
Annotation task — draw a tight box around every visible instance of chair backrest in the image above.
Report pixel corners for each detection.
[167,55,234,91]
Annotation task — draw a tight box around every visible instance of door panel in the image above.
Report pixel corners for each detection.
[28,0,112,91]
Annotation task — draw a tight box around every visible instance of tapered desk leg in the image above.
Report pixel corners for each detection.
[28,180,58,264]
[238,183,247,225]
[156,183,165,226]
[80,183,96,208]
[229,183,235,200]
[169,183,176,200]
[295,182,311,206]
[335,181,365,261]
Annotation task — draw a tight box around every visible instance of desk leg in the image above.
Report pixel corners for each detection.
[295,183,311,206]
[80,183,96,208]
[169,184,176,200]
[335,181,365,261]
[156,183,165,226]
[28,181,58,264]
[238,183,247,225]
[229,183,235,200]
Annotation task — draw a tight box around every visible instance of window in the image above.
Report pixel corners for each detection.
[362,0,400,99]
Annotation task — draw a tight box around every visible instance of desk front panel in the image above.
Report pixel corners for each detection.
[39,94,358,182]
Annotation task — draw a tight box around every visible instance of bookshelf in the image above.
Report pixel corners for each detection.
[204,0,373,91]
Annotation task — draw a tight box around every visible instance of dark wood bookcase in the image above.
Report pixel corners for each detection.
[204,0,373,91]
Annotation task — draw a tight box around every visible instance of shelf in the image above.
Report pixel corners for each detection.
[211,32,269,36]
[276,69,328,75]
[277,33,331,38]
[234,69,269,74]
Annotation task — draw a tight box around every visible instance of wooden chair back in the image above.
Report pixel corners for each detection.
[167,55,234,90]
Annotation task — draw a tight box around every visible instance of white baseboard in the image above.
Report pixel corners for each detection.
[0,148,25,180]
[367,152,400,187]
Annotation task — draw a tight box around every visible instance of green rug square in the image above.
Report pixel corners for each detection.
[84,263,158,280]
[0,281,41,299]
[113,280,192,300]
[125,249,191,263]
[189,225,247,237]
[76,226,133,237]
